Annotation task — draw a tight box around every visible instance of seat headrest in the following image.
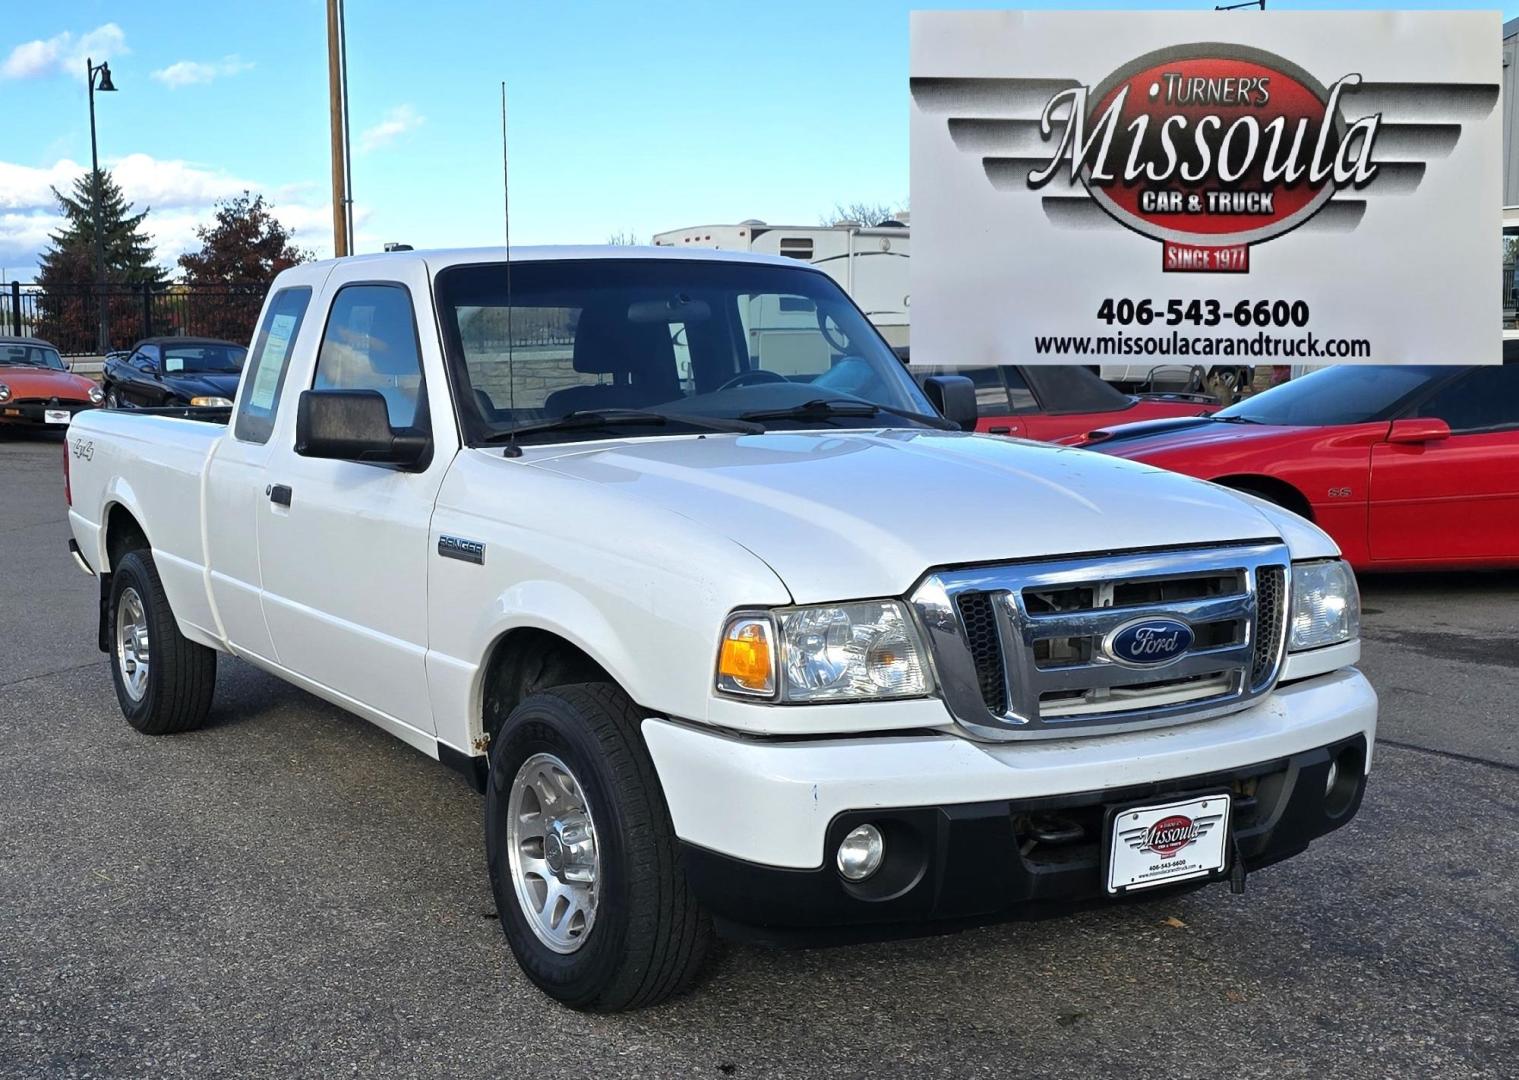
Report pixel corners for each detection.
[572,304,674,377]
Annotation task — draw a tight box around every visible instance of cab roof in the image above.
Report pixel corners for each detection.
[303,244,812,275]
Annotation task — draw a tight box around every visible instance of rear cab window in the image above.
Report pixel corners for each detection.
[235,288,313,444]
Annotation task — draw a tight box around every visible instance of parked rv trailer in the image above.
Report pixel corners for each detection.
[653,219,910,350]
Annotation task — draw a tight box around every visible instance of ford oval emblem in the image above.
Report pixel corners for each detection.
[1104,617,1194,668]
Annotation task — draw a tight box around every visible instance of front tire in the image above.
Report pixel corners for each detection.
[108,549,217,734]
[485,683,712,1011]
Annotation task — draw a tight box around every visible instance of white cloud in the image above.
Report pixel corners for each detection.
[358,104,424,153]
[0,153,342,274]
[150,55,253,89]
[2,23,128,81]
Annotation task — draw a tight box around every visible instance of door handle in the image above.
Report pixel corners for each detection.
[267,484,292,507]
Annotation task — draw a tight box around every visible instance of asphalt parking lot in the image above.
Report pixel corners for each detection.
[2,428,1516,1080]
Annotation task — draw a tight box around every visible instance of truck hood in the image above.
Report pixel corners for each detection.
[523,430,1289,602]
[0,366,96,402]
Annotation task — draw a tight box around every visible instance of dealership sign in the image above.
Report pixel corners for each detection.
[910,11,1501,364]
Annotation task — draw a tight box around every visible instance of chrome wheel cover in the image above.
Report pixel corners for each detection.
[505,752,600,954]
[115,586,150,702]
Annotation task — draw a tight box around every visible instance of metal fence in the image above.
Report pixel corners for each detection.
[2,281,270,355]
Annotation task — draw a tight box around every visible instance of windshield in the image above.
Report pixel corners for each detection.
[434,258,939,444]
[163,344,245,374]
[1215,365,1448,426]
[0,343,66,371]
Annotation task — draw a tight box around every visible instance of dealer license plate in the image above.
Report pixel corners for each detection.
[1107,793,1231,894]
[44,409,71,425]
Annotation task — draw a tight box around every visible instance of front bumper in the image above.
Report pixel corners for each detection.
[643,667,1376,940]
[0,401,92,426]
[682,733,1366,942]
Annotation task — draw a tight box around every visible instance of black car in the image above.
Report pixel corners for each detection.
[101,337,247,409]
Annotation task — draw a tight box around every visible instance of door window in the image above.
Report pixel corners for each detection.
[235,287,312,444]
[313,284,427,429]
[1413,366,1519,433]
[1002,367,1038,413]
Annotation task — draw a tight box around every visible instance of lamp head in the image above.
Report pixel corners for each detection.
[96,62,116,92]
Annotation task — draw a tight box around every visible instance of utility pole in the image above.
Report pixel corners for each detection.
[326,0,350,257]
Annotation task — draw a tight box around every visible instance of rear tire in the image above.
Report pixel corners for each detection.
[108,549,217,734]
[485,683,712,1011]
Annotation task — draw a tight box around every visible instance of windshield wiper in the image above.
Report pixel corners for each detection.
[481,408,764,446]
[1207,414,1262,424]
[739,397,956,430]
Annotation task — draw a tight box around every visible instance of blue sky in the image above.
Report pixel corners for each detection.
[1,0,1512,279]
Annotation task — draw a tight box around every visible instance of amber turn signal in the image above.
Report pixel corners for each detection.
[716,616,774,696]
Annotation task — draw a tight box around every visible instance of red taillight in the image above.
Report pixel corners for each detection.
[62,439,71,506]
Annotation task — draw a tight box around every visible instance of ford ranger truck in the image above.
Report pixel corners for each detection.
[63,247,1376,1011]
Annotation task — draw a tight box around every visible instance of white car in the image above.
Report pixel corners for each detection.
[63,246,1375,1011]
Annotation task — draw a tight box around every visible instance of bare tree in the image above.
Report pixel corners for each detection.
[820,201,904,227]
[606,230,641,246]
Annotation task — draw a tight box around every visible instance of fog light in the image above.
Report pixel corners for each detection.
[836,824,884,881]
[1325,758,1339,796]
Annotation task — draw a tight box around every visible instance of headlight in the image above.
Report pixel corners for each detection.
[1289,559,1360,651]
[88,385,104,404]
[716,601,932,703]
[189,396,233,407]
[0,383,10,403]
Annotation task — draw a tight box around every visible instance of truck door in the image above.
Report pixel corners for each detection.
[204,285,318,662]
[255,262,457,737]
[1369,363,1519,564]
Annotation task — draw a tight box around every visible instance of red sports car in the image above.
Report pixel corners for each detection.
[911,364,1217,442]
[0,336,103,430]
[1077,357,1519,571]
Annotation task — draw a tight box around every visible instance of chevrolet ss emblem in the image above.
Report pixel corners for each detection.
[437,535,485,565]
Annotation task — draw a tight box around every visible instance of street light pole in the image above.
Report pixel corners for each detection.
[86,57,117,353]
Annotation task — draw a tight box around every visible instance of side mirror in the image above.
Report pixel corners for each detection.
[921,374,977,431]
[296,389,431,469]
[1386,417,1451,445]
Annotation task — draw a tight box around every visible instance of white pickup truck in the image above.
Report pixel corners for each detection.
[64,246,1375,1011]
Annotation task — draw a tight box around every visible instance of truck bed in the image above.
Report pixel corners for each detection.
[66,408,227,651]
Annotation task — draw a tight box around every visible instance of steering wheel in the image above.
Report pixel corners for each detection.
[817,309,850,354]
[717,368,788,392]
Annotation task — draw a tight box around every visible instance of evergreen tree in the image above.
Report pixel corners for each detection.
[38,169,161,287]
[35,169,161,352]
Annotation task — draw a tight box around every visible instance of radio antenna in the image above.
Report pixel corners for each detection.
[1215,0,1265,9]
[500,81,523,458]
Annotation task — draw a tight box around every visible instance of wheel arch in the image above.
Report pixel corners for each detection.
[1214,474,1315,522]
[478,625,621,743]
[103,500,152,571]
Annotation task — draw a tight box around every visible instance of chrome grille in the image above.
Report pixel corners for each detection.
[1252,566,1286,690]
[910,544,1291,741]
